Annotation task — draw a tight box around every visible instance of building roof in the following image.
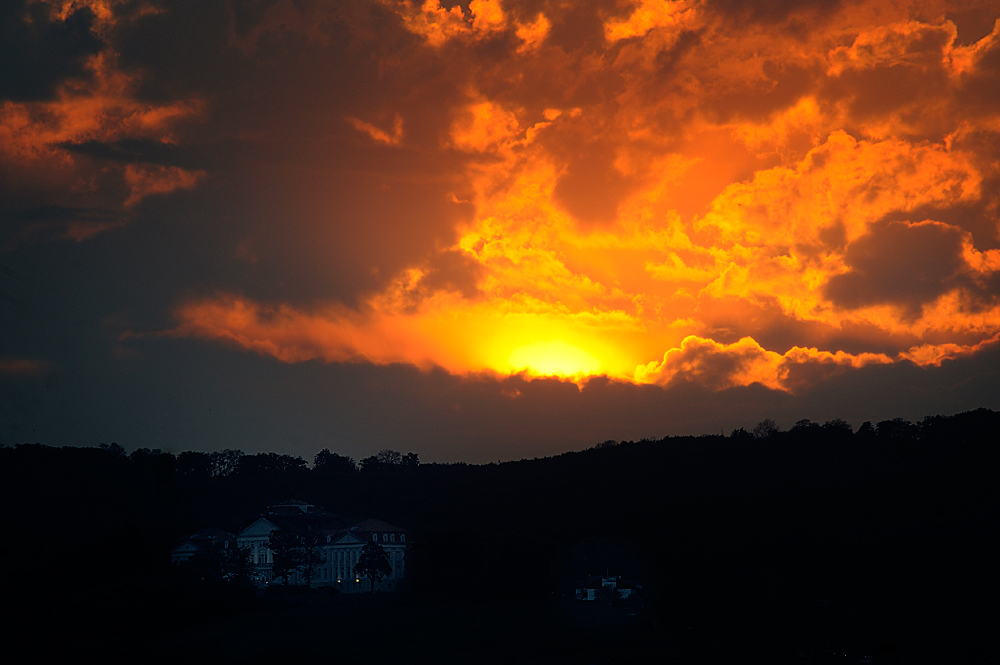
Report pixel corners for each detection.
[237,517,281,538]
[576,576,640,590]
[349,518,406,534]
[244,499,347,532]
[317,518,408,546]
[172,527,234,553]
[235,502,403,541]
[192,527,235,541]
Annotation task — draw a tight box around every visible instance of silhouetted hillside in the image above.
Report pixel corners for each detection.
[3,408,997,661]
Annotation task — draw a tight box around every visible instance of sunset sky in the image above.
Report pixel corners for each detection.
[3,0,1000,461]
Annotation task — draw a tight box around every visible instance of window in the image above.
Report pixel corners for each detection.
[372,534,378,541]
[383,533,388,542]
[390,534,395,542]
[400,534,405,542]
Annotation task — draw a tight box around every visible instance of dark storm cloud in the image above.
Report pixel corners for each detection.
[2,205,123,249]
[823,37,953,132]
[554,139,636,226]
[878,176,1000,252]
[957,23,1000,111]
[705,63,818,124]
[705,0,842,25]
[42,1,465,309]
[416,249,483,300]
[0,1,102,101]
[544,3,607,52]
[57,138,223,170]
[113,0,235,102]
[824,221,970,317]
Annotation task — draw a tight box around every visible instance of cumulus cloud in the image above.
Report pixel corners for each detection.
[634,335,892,392]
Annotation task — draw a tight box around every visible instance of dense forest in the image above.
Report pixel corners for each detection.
[3,408,997,662]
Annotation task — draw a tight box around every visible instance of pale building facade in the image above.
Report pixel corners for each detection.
[323,518,407,592]
[232,501,408,591]
[236,517,279,584]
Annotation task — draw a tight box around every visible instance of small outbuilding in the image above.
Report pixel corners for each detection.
[575,575,640,601]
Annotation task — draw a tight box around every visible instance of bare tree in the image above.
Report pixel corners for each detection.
[751,419,780,439]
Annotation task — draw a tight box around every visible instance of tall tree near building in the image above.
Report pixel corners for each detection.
[268,529,304,585]
[354,541,392,593]
[300,527,324,588]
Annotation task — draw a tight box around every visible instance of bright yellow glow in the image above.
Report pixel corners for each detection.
[507,340,602,377]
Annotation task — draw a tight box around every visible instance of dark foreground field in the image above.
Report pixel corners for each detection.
[143,594,660,664]
[129,592,896,664]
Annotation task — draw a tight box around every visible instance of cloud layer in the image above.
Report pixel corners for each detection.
[5,0,1000,400]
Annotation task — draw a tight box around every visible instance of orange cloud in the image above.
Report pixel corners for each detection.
[948,18,1000,75]
[604,0,696,43]
[827,21,956,77]
[515,13,551,53]
[0,21,204,245]
[900,333,1000,367]
[450,100,522,152]
[391,0,507,47]
[139,0,1000,392]
[0,53,201,157]
[123,164,204,209]
[347,114,405,145]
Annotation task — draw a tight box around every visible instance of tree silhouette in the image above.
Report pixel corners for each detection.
[222,545,255,586]
[177,451,212,477]
[751,418,780,439]
[377,449,403,465]
[178,543,253,587]
[595,583,620,605]
[209,449,244,477]
[729,427,753,442]
[268,529,304,586]
[876,417,917,439]
[359,449,420,473]
[314,449,357,475]
[98,442,126,457]
[354,541,392,592]
[300,527,324,588]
